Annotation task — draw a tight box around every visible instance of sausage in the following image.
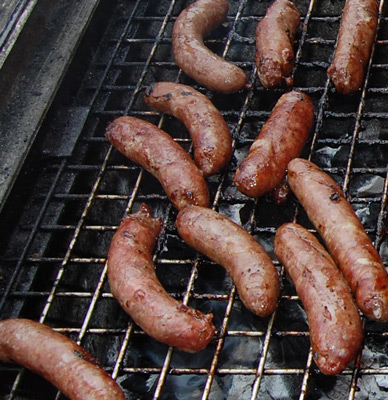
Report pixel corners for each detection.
[176,205,279,317]
[0,318,125,400]
[107,203,215,352]
[274,223,363,375]
[327,0,378,94]
[144,82,232,177]
[234,91,314,198]
[255,0,300,88]
[172,0,247,93]
[287,158,388,321]
[105,116,209,211]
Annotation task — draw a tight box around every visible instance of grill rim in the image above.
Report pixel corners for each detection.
[0,0,106,215]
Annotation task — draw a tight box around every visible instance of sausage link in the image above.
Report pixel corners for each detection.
[144,82,232,177]
[234,91,314,198]
[172,0,247,93]
[176,205,279,317]
[107,203,215,353]
[327,0,378,94]
[274,223,363,375]
[0,318,125,400]
[105,116,209,211]
[255,0,300,88]
[287,158,388,321]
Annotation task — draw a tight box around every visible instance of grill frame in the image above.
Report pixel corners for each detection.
[1,0,388,399]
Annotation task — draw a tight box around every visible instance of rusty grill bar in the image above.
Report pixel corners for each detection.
[2,0,388,398]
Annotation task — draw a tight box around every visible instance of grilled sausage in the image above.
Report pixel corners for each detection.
[144,82,232,177]
[234,91,314,198]
[255,0,300,88]
[327,0,378,94]
[287,158,388,321]
[172,0,247,93]
[176,205,279,317]
[107,203,215,352]
[274,223,363,375]
[105,116,209,211]
[0,318,125,400]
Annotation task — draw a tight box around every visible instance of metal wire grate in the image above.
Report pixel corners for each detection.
[2,0,388,398]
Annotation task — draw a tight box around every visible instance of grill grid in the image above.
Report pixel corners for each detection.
[2,0,388,398]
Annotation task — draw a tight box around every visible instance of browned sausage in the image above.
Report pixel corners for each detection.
[176,205,279,317]
[107,203,215,352]
[105,116,209,211]
[287,158,388,321]
[144,82,232,177]
[327,0,378,94]
[0,318,125,400]
[234,91,314,198]
[274,223,363,375]
[172,0,247,93]
[255,0,300,88]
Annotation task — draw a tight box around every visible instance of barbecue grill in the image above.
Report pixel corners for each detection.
[1,0,388,398]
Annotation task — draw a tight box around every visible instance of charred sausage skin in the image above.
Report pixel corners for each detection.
[234,91,314,198]
[176,205,279,317]
[287,158,388,321]
[172,0,247,93]
[255,0,300,88]
[274,223,363,375]
[105,116,209,211]
[107,203,215,353]
[327,0,379,94]
[144,82,232,177]
[271,178,292,205]
[0,318,125,400]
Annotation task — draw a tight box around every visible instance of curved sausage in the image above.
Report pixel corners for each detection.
[0,318,125,400]
[107,203,215,352]
[172,0,247,93]
[144,82,232,177]
[176,205,279,317]
[287,158,388,321]
[274,223,363,375]
[234,91,314,198]
[327,0,378,94]
[255,0,300,88]
[105,116,209,211]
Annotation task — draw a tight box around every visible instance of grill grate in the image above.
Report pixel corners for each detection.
[2,0,388,399]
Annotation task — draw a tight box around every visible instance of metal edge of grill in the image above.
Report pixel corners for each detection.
[1,0,388,399]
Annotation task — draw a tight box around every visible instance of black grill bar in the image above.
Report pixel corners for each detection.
[0,160,67,316]
[2,0,388,399]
